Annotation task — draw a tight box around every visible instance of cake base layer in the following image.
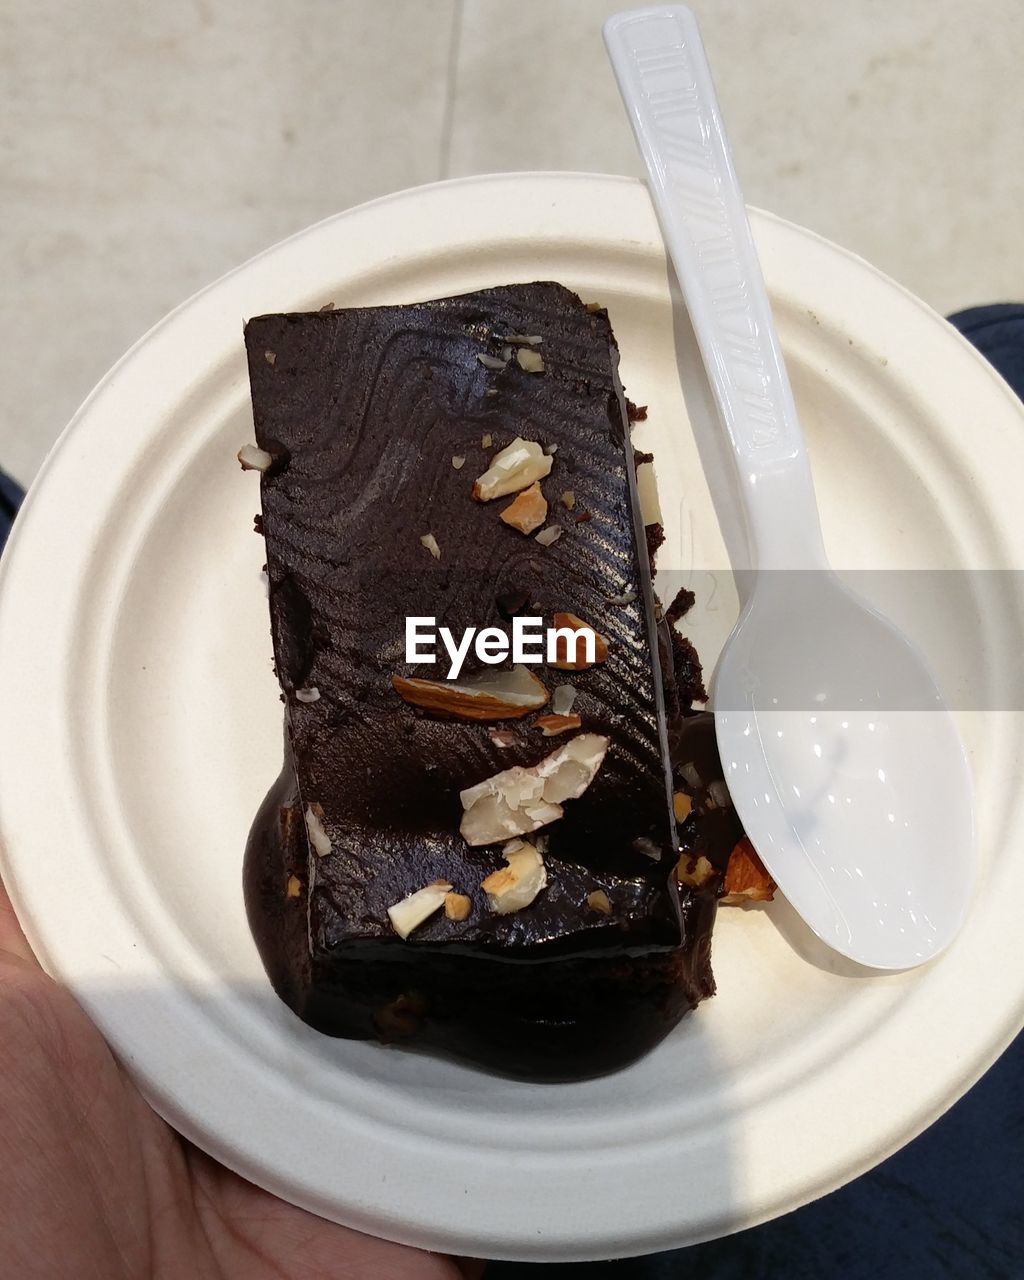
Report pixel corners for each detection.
[244,764,716,1081]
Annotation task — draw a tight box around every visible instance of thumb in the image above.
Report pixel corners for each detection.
[0,872,39,967]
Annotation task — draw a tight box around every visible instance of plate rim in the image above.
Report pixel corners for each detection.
[1,172,1023,1262]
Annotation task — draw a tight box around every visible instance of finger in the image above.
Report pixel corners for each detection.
[0,872,39,967]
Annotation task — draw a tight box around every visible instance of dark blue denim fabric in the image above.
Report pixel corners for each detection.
[0,469,20,555]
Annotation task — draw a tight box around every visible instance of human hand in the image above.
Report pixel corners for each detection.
[0,881,480,1279]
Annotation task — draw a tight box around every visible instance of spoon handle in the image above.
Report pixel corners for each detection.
[605,6,825,571]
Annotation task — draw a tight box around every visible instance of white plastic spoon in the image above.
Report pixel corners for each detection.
[605,5,975,968]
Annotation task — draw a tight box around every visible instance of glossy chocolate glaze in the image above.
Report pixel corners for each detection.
[242,283,717,1078]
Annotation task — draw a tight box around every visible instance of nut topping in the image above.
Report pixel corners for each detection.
[473,437,553,502]
[549,612,609,670]
[635,460,663,527]
[303,803,332,858]
[516,349,545,374]
[551,683,577,716]
[535,713,582,736]
[499,481,548,534]
[444,891,472,921]
[285,875,302,899]
[452,455,466,470]
[481,840,547,914]
[673,791,693,822]
[534,526,562,547]
[387,881,453,939]
[237,444,274,472]
[586,889,612,914]
[721,838,776,905]
[392,664,548,721]
[295,686,320,704]
[633,836,662,861]
[676,854,716,889]
[419,532,441,560]
[460,733,610,846]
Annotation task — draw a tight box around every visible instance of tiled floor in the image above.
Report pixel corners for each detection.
[2,0,1022,486]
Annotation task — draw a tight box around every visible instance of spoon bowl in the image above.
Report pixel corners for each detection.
[715,570,973,967]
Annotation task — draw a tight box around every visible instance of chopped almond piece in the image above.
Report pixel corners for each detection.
[586,889,612,914]
[444,891,472,921]
[303,803,332,858]
[673,791,693,822]
[676,853,716,889]
[392,665,548,721]
[481,841,547,914]
[560,490,576,510]
[285,875,302,899]
[237,444,274,472]
[535,713,582,736]
[472,437,552,502]
[387,881,452,939]
[419,532,441,560]
[516,348,545,374]
[459,733,610,846]
[549,612,610,670]
[721,837,776,905]
[499,481,548,534]
[635,460,663,527]
[551,684,577,716]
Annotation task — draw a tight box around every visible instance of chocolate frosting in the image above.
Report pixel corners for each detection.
[242,283,718,1078]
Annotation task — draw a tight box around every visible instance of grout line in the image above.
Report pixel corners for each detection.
[438,0,464,180]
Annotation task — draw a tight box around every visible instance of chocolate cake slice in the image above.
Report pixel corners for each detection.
[242,283,717,1079]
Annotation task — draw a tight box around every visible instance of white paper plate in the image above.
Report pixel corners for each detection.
[1,174,1023,1263]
